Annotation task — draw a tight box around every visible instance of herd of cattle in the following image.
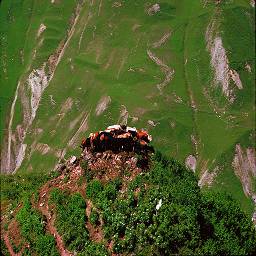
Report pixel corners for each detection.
[81,125,154,153]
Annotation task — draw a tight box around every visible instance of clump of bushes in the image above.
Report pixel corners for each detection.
[85,152,256,255]
[2,152,256,256]
[50,189,89,252]
[50,189,108,255]
[16,198,58,256]
[89,210,100,226]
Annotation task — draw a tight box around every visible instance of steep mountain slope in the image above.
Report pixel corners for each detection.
[0,0,255,214]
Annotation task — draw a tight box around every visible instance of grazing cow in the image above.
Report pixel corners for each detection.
[126,126,137,138]
[81,138,86,150]
[134,139,154,153]
[136,129,152,143]
[116,132,134,151]
[99,131,114,151]
[106,124,128,136]
[89,132,102,151]
[81,137,91,150]
[106,124,122,132]
[81,125,153,153]
[117,132,131,139]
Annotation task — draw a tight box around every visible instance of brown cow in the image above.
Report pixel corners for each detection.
[99,131,114,151]
[82,126,153,153]
[136,129,152,143]
[89,132,101,150]
[81,137,91,151]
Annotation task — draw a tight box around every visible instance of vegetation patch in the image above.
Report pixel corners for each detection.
[1,151,256,255]
[16,198,59,256]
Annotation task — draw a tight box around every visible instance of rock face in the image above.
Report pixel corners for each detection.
[80,148,152,182]
[232,144,256,225]
[185,155,197,172]
[232,145,256,197]
[147,4,160,15]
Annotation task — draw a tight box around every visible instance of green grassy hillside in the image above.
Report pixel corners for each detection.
[0,0,255,214]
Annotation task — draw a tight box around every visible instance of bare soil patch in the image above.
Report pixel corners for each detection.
[232,144,255,197]
[185,155,197,172]
[37,23,46,38]
[85,200,104,243]
[206,19,243,102]
[118,105,129,125]
[95,96,111,116]
[152,31,172,48]
[147,50,174,93]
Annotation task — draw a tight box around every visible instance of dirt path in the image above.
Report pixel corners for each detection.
[4,233,17,256]
[152,31,172,48]
[37,178,73,256]
[2,151,149,255]
[49,215,72,256]
[35,163,85,255]
[85,200,104,243]
[3,231,26,256]
[37,163,85,255]
[2,202,27,255]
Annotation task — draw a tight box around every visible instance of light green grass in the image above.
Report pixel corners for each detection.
[1,0,255,214]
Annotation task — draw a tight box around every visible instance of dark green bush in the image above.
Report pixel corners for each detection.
[2,152,256,256]
[16,198,58,255]
[50,190,89,252]
[89,210,100,226]
[99,153,256,255]
[86,180,103,200]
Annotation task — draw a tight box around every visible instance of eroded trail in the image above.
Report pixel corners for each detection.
[37,179,73,256]
[147,49,174,93]
[3,233,24,256]
[6,82,21,172]
[2,170,75,256]
[36,164,84,256]
[2,148,151,255]
[3,224,27,256]
[85,199,104,243]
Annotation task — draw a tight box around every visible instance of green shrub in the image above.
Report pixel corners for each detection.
[3,153,256,256]
[86,180,103,200]
[89,210,100,226]
[50,190,89,252]
[1,239,10,256]
[16,198,58,255]
[99,154,256,255]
